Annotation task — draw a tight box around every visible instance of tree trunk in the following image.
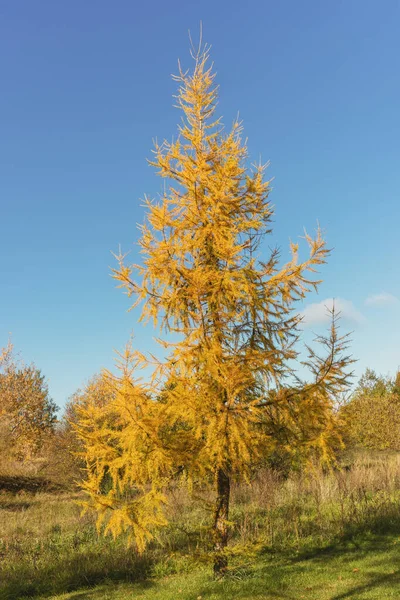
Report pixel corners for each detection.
[213,467,230,577]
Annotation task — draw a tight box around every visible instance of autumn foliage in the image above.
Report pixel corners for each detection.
[0,341,57,462]
[341,369,400,451]
[75,42,353,574]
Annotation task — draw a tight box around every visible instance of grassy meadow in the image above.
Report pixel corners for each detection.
[1,452,400,599]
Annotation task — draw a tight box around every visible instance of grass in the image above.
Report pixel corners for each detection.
[0,486,155,600]
[48,534,400,600]
[2,452,400,599]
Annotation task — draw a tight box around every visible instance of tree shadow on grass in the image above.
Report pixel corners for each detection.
[0,548,156,600]
[0,475,65,494]
[266,530,400,600]
[37,582,155,600]
[193,518,400,600]
[195,548,400,600]
[331,570,400,600]
[0,500,32,511]
[279,505,400,566]
[49,589,109,600]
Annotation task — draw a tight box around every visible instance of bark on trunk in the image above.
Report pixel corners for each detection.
[213,467,230,577]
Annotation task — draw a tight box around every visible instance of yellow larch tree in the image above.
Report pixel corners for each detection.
[76,42,352,575]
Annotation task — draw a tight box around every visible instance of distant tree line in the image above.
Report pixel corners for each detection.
[2,336,398,479]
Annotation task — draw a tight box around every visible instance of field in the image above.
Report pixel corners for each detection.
[2,453,400,600]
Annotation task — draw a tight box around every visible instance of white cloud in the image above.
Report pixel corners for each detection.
[365,293,399,307]
[300,298,365,328]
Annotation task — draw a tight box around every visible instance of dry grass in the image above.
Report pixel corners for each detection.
[1,451,400,599]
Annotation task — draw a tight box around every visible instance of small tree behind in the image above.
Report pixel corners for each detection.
[0,341,57,461]
[342,369,400,451]
[41,372,116,486]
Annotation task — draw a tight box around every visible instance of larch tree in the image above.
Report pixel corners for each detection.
[76,41,352,575]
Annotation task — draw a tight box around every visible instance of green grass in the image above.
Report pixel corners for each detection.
[0,485,155,600]
[2,456,400,600]
[48,534,400,600]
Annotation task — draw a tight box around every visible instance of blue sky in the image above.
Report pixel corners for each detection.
[1,1,399,410]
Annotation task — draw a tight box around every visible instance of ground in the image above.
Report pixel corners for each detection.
[2,463,400,600]
[49,536,400,600]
